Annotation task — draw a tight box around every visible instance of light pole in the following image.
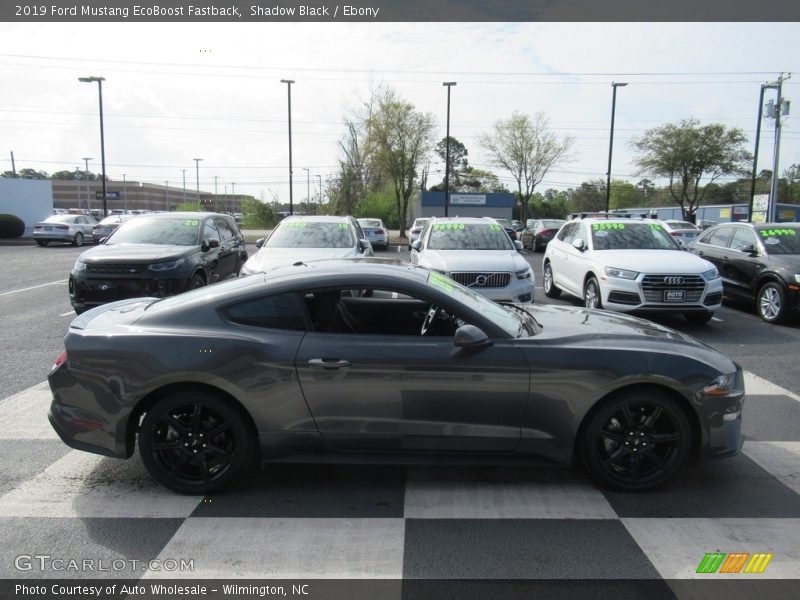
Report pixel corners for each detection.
[181,169,187,203]
[281,79,295,215]
[442,82,456,217]
[122,173,127,212]
[214,176,219,212]
[766,74,790,223]
[748,84,768,222]
[82,157,93,211]
[605,82,628,214]
[316,174,322,210]
[302,168,310,213]
[78,76,108,217]
[231,182,236,206]
[193,158,203,204]
[165,181,169,211]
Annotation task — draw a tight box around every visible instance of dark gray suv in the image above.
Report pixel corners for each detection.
[687,222,800,323]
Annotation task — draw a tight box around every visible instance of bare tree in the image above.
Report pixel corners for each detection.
[478,111,572,222]
[366,87,436,237]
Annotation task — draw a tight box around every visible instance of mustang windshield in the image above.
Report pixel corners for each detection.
[426,271,523,336]
[267,222,355,249]
[107,218,201,245]
[428,223,514,251]
[590,222,679,250]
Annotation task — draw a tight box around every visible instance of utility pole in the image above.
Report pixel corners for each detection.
[122,173,127,212]
[193,158,203,204]
[766,73,791,223]
[181,169,187,203]
[280,79,295,215]
[748,84,768,222]
[10,151,16,177]
[165,181,169,211]
[605,82,628,214]
[214,176,219,212]
[316,174,322,210]
[442,82,456,218]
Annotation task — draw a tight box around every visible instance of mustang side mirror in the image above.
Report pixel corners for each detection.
[454,325,492,348]
[255,238,265,249]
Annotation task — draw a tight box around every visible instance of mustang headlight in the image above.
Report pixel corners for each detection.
[73,260,87,272]
[702,373,736,397]
[149,257,186,272]
[516,267,532,280]
[605,266,638,280]
[701,268,720,282]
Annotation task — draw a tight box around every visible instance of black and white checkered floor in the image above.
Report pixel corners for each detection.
[1,373,799,585]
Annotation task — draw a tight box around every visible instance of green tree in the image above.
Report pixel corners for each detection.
[608,179,641,210]
[567,180,606,213]
[478,111,572,223]
[241,198,275,229]
[366,87,436,236]
[355,183,399,227]
[784,164,800,204]
[631,118,752,220]
[433,136,469,189]
[175,202,202,212]
[1,168,49,179]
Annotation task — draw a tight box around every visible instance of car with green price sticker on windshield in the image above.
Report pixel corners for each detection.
[543,217,723,323]
[69,212,247,314]
[410,216,534,303]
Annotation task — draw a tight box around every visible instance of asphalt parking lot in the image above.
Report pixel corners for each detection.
[1,240,799,592]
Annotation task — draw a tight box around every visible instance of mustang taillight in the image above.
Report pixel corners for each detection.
[54,351,67,369]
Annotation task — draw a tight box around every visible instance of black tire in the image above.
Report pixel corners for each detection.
[757,282,788,324]
[583,276,602,309]
[188,273,206,290]
[684,311,713,324]
[139,391,255,494]
[73,232,84,246]
[582,390,691,491]
[543,262,561,299]
[36,240,48,247]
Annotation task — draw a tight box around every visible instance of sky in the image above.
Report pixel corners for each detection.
[1,21,798,206]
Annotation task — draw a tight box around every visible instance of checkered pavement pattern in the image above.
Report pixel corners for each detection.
[1,373,799,586]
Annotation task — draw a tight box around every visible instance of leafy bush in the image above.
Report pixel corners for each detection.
[0,214,25,239]
[355,185,399,228]
[241,198,276,229]
[174,202,203,212]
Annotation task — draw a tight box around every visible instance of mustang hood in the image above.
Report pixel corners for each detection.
[245,246,359,273]
[78,244,197,263]
[593,249,714,273]
[419,250,528,273]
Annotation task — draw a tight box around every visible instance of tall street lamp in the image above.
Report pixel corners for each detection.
[281,79,295,215]
[605,82,628,214]
[302,168,310,213]
[78,76,108,216]
[181,169,188,203]
[443,82,457,217]
[193,158,203,203]
[82,157,93,211]
[316,174,322,209]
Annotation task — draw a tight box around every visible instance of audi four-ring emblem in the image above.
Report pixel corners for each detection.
[664,276,685,285]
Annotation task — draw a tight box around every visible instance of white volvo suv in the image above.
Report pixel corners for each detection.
[410,216,535,303]
[543,217,723,323]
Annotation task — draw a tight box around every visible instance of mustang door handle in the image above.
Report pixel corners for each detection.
[307,358,351,370]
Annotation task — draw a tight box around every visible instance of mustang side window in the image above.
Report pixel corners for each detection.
[223,293,306,330]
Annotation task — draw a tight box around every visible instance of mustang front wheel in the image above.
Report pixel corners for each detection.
[582,390,691,491]
[139,391,254,494]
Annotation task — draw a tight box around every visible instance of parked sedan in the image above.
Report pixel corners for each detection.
[407,217,430,250]
[69,212,247,314]
[520,219,566,251]
[357,218,389,250]
[240,215,373,275]
[659,219,701,246]
[411,216,534,303]
[92,214,135,244]
[48,258,744,494]
[687,222,800,323]
[32,214,96,246]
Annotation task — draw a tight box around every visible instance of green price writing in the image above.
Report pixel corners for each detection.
[593,223,625,230]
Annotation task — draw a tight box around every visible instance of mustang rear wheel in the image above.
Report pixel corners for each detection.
[139,391,254,494]
[582,390,691,491]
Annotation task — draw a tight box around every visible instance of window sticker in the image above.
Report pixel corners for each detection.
[428,271,454,292]
[761,228,796,237]
[594,230,609,237]
[183,220,199,227]
[765,237,781,245]
[433,223,466,230]
[488,224,501,231]
[649,223,663,231]
[339,223,348,229]
[592,223,625,230]
[285,222,307,228]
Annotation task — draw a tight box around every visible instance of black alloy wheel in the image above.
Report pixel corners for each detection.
[543,263,561,299]
[139,392,254,494]
[757,282,788,324]
[583,391,691,491]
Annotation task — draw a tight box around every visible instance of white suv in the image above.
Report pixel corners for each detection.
[411,216,534,303]
[543,217,723,323]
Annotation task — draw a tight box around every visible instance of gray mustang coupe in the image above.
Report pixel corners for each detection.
[48,259,744,494]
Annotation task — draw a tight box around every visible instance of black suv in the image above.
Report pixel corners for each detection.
[687,222,800,323]
[69,212,247,314]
